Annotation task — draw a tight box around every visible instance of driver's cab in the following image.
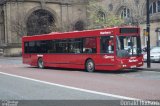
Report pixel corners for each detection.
[100,36,114,54]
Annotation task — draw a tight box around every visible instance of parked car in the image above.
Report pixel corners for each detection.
[142,46,155,54]
[143,46,160,62]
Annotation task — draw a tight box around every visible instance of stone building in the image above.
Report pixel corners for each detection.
[0,0,160,56]
[0,0,87,56]
[95,0,160,47]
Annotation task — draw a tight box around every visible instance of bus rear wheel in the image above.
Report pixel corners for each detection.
[85,59,95,72]
[38,58,44,69]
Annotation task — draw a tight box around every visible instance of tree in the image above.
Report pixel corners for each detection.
[87,0,125,29]
[11,18,27,37]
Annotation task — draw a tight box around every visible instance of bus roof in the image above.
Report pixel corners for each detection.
[22,26,139,41]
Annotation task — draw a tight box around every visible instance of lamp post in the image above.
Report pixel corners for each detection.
[146,0,151,68]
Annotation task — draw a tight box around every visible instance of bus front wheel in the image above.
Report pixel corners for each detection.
[85,59,95,72]
[38,58,44,69]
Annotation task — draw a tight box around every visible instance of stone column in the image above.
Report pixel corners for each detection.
[3,3,9,56]
[61,2,73,32]
[40,0,46,9]
[0,9,3,44]
[0,23,5,44]
[61,4,68,31]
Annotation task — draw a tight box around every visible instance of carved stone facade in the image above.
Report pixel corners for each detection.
[0,0,87,56]
[0,0,160,56]
[98,0,160,47]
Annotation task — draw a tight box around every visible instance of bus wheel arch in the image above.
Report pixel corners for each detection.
[85,58,95,72]
[37,57,45,69]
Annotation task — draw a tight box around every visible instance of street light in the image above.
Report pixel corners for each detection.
[146,0,151,68]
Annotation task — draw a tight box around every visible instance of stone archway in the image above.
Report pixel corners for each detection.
[27,9,56,36]
[74,20,85,31]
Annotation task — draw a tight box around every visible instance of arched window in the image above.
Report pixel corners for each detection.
[74,21,84,31]
[120,7,131,19]
[149,0,160,14]
[27,9,56,36]
[108,4,113,11]
[97,10,106,21]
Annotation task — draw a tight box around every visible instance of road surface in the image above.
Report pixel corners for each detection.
[0,57,160,101]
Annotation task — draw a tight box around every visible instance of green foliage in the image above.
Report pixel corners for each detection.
[87,0,125,29]
[104,13,125,27]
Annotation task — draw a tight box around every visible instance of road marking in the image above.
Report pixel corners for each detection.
[0,71,139,100]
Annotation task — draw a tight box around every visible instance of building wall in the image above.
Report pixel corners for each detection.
[140,22,160,47]
[99,0,160,47]
[0,0,160,56]
[0,0,87,56]
[0,6,5,46]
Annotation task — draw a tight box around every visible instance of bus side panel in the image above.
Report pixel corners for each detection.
[22,54,31,65]
[117,56,143,69]
[22,42,32,65]
[22,52,122,71]
[43,54,88,69]
[43,54,121,71]
[94,54,122,71]
[30,54,39,66]
[44,54,104,69]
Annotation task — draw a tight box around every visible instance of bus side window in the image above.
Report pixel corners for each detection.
[101,36,114,54]
[92,48,96,53]
[84,48,92,53]
[24,42,29,53]
[83,37,97,53]
[68,38,82,54]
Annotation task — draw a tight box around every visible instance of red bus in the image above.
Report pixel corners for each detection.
[22,27,143,72]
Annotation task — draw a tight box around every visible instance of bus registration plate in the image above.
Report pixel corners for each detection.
[130,65,136,68]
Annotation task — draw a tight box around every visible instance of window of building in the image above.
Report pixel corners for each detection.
[120,7,130,19]
[149,5,153,14]
[27,9,56,36]
[158,31,160,40]
[74,21,84,31]
[158,1,160,12]
[97,10,106,21]
[153,2,157,13]
[108,4,113,11]
[149,0,160,14]
[156,28,160,46]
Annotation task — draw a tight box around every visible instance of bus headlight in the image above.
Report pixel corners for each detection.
[122,65,127,67]
[138,62,142,65]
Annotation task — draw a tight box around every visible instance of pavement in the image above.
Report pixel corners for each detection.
[137,62,160,72]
